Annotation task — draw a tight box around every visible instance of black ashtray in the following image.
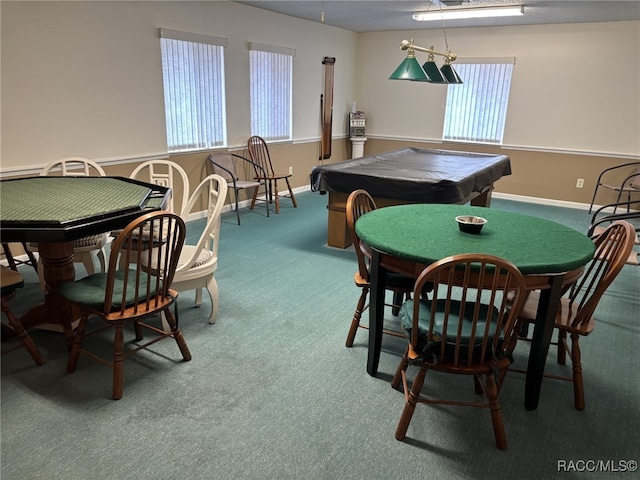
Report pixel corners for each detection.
[455,215,487,234]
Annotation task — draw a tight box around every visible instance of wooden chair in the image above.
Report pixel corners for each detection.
[2,243,38,273]
[512,220,635,410]
[587,199,639,266]
[247,136,297,214]
[56,211,191,400]
[159,174,228,324]
[1,265,45,366]
[588,161,640,214]
[30,157,109,289]
[208,152,269,224]
[391,254,528,450]
[345,189,415,347]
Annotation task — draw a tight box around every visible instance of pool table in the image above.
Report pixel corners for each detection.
[310,147,512,248]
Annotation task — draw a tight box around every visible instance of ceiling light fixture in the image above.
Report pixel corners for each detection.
[413,6,524,21]
[389,40,462,84]
[391,2,465,84]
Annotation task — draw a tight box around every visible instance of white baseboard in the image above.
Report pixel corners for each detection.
[492,192,591,211]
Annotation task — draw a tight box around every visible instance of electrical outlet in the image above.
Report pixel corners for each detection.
[576,178,584,188]
[288,166,293,175]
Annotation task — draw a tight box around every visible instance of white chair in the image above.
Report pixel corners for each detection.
[129,159,190,216]
[164,174,227,324]
[30,157,108,289]
[117,160,190,268]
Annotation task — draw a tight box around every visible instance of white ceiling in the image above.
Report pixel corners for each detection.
[232,0,640,32]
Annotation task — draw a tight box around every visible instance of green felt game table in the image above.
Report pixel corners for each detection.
[0,176,170,335]
[355,203,596,411]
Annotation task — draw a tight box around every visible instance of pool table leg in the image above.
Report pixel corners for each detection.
[470,186,494,207]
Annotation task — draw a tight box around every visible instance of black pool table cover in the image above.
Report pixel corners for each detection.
[310,147,511,204]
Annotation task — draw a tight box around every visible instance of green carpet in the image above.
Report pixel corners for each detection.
[2,192,638,480]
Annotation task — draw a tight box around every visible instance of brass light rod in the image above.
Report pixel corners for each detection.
[400,39,457,63]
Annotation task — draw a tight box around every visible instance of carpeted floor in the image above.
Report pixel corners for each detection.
[1,191,638,479]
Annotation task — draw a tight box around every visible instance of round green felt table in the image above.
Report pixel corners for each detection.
[356,204,595,275]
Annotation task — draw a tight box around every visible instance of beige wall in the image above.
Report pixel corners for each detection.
[1,1,357,170]
[2,2,638,209]
[361,138,635,206]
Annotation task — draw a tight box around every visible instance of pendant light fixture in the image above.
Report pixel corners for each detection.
[389,1,464,84]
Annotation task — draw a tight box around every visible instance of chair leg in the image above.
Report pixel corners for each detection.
[391,348,409,389]
[81,252,95,275]
[557,330,567,365]
[112,324,125,400]
[250,187,258,211]
[284,178,298,208]
[66,315,88,373]
[569,333,585,410]
[234,190,241,225]
[395,365,426,441]
[391,291,403,316]
[163,307,192,361]
[273,180,281,214]
[1,296,45,366]
[206,274,219,324]
[485,373,508,450]
[346,287,368,347]
[474,375,484,395]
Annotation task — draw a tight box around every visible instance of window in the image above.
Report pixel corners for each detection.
[443,58,515,145]
[159,29,227,152]
[249,43,295,141]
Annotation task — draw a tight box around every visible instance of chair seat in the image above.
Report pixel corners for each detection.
[601,182,640,192]
[235,179,262,189]
[519,291,596,336]
[57,269,161,312]
[177,245,215,270]
[1,266,24,295]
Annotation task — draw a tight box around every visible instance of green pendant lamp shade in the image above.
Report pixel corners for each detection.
[416,61,447,83]
[440,64,463,84]
[389,56,428,81]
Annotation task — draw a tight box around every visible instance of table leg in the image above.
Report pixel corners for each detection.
[524,274,564,410]
[367,249,386,376]
[470,186,494,207]
[19,241,76,346]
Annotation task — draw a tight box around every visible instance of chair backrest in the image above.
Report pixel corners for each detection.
[177,174,228,273]
[40,157,106,177]
[208,153,239,183]
[407,253,527,368]
[346,189,377,283]
[247,136,274,177]
[568,220,635,327]
[129,160,190,216]
[106,211,186,316]
[629,165,640,189]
